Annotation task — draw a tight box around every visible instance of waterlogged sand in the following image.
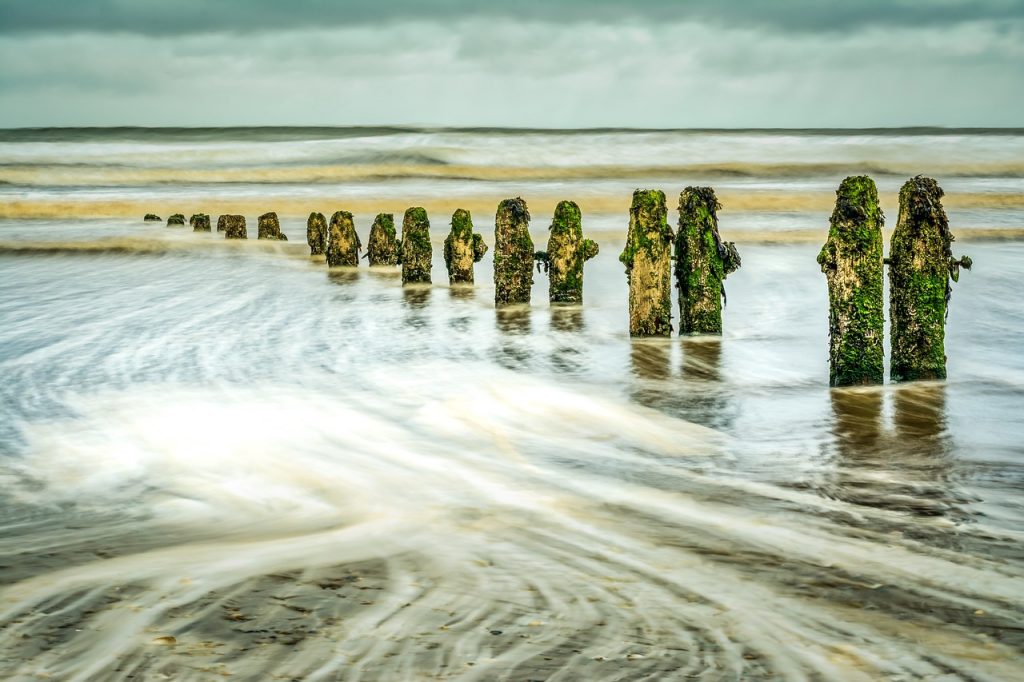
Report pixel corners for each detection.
[0,216,1022,680]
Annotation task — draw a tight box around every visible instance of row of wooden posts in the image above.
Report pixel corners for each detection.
[146,174,969,387]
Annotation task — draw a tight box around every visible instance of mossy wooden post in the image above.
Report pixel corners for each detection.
[307,212,327,256]
[534,200,599,304]
[190,213,211,232]
[366,213,399,266]
[889,176,972,382]
[493,197,534,306]
[675,187,741,335]
[166,213,185,227]
[816,176,884,386]
[444,208,487,284]
[620,189,673,336]
[258,212,287,241]
[217,215,227,232]
[400,207,432,283]
[222,214,246,240]
[326,210,361,266]
[144,213,161,222]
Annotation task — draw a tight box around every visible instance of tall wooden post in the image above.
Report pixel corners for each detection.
[817,176,884,386]
[675,187,740,335]
[620,189,673,337]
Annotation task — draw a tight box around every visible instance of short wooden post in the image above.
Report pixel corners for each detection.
[257,212,287,241]
[816,176,884,386]
[889,176,971,382]
[307,212,327,256]
[620,189,673,337]
[400,207,432,283]
[190,213,211,232]
[444,208,487,284]
[675,187,740,335]
[166,213,185,226]
[493,197,534,306]
[326,210,361,266]
[366,213,400,266]
[535,200,599,304]
[221,214,246,240]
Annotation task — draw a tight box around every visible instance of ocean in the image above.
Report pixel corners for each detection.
[1,127,1022,680]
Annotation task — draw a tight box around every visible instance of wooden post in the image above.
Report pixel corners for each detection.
[257,212,287,241]
[166,213,185,227]
[326,210,361,266]
[816,176,884,386]
[535,200,599,304]
[306,212,327,256]
[189,213,211,232]
[889,176,972,382]
[620,189,673,337]
[400,207,432,283]
[444,208,487,284]
[221,215,246,240]
[366,213,400,266]
[493,197,534,306]
[675,187,740,335]
[217,215,227,232]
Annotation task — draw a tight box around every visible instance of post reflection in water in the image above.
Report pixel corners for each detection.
[549,306,585,375]
[493,306,533,370]
[828,384,959,519]
[678,338,733,431]
[628,340,672,411]
[447,283,475,302]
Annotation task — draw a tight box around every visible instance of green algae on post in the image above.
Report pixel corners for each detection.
[534,200,599,304]
[675,187,741,335]
[306,212,327,256]
[221,214,247,240]
[620,189,673,337]
[493,197,534,306]
[816,176,884,386]
[366,213,400,266]
[143,214,161,222]
[889,176,972,382]
[257,212,288,241]
[444,208,488,284]
[166,214,185,227]
[400,207,432,283]
[326,211,361,266]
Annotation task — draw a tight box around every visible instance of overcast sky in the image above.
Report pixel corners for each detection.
[0,0,1021,128]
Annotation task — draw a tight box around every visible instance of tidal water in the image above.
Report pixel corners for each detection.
[0,128,1022,681]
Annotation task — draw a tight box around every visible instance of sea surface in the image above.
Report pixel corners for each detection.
[0,127,1022,681]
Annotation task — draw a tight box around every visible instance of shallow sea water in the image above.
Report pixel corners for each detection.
[0,128,1022,680]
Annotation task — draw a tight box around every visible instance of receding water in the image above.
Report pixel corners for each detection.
[0,128,1022,681]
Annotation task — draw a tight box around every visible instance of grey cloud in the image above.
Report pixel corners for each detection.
[1,0,1023,35]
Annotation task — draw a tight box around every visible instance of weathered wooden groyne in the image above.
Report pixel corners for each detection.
[145,174,972,387]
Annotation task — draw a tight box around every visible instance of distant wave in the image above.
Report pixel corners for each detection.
[5,162,1024,187]
[1,126,1023,143]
